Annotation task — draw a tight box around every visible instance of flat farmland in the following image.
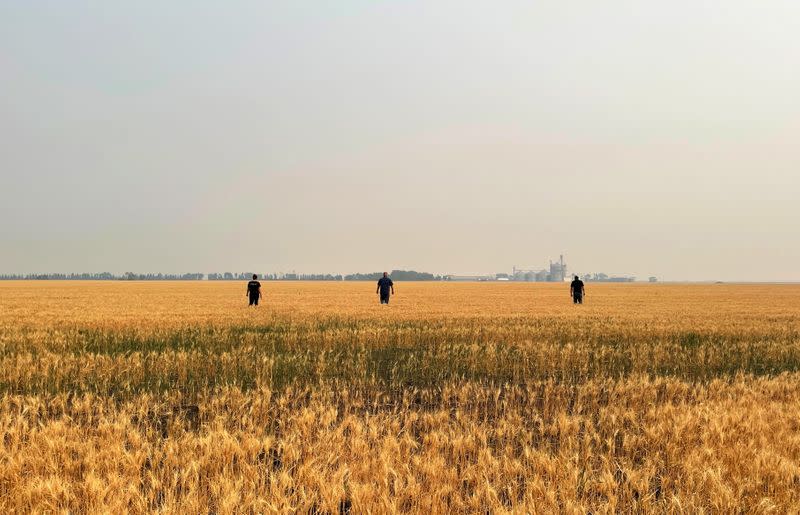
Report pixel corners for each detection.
[1,281,800,513]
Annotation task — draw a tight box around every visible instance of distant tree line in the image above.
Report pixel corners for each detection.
[208,273,270,281]
[344,270,443,281]
[0,269,443,281]
[120,273,205,281]
[208,273,344,281]
[209,270,442,281]
[0,272,204,280]
[0,273,116,280]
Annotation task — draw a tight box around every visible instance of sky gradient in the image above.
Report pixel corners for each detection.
[2,1,798,281]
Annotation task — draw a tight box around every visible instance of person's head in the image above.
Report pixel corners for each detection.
[574,275,579,280]
[252,274,258,280]
[383,272,388,278]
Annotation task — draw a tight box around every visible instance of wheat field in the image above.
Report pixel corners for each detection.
[1,281,799,513]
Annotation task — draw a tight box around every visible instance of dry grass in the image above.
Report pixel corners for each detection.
[1,281,799,513]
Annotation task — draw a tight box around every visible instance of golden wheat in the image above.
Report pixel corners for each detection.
[1,281,799,513]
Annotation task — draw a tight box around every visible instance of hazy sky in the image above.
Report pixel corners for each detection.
[2,1,798,281]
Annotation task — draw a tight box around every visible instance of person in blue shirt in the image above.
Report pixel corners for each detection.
[376,272,394,304]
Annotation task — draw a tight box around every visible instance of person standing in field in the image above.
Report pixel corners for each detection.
[570,275,585,304]
[376,272,394,305]
[246,274,262,306]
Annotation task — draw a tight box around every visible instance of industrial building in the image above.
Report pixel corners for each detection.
[447,275,496,282]
[510,255,568,282]
[445,255,638,282]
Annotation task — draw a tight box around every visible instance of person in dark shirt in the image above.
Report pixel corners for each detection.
[376,272,394,304]
[570,275,585,304]
[246,274,262,306]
